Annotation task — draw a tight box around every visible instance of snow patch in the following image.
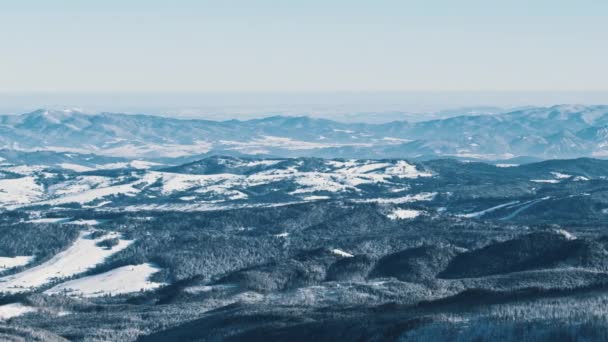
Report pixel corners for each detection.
[0,176,44,205]
[45,263,164,298]
[382,137,412,143]
[302,195,330,201]
[0,303,36,320]
[96,160,162,170]
[555,229,576,240]
[0,231,133,293]
[0,256,34,271]
[331,249,354,257]
[66,219,103,226]
[27,217,70,224]
[531,179,560,184]
[387,209,424,220]
[551,172,572,179]
[384,161,433,178]
[354,192,437,204]
[457,201,520,219]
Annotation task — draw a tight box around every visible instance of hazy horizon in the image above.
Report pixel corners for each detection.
[1,91,608,122]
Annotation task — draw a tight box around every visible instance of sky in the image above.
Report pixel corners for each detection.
[0,0,607,115]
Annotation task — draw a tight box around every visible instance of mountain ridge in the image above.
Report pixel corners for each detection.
[2,105,608,159]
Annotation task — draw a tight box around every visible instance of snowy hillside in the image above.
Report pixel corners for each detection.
[0,156,434,211]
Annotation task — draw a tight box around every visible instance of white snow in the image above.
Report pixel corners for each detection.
[0,165,46,175]
[45,263,164,298]
[341,162,391,174]
[0,256,34,271]
[0,158,437,209]
[325,160,359,169]
[457,201,520,219]
[302,195,330,201]
[382,137,412,143]
[384,161,433,178]
[96,160,162,170]
[386,209,424,220]
[551,172,572,179]
[0,176,44,205]
[0,303,36,320]
[38,181,141,206]
[48,176,114,197]
[26,217,70,224]
[27,217,101,226]
[354,192,437,204]
[65,219,103,226]
[143,172,241,195]
[331,249,354,257]
[555,229,576,240]
[231,160,282,168]
[0,231,133,293]
[290,173,350,194]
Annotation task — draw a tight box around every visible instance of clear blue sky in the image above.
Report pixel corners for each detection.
[0,0,607,93]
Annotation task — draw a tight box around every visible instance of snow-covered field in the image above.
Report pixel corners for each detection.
[26,217,71,224]
[37,182,141,206]
[387,209,425,220]
[0,159,435,210]
[0,256,34,272]
[0,176,44,205]
[331,249,354,257]
[46,263,164,298]
[0,303,37,320]
[26,217,104,226]
[0,231,133,294]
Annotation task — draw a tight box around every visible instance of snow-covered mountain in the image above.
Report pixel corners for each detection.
[2,105,608,160]
[2,154,608,214]
[0,156,435,211]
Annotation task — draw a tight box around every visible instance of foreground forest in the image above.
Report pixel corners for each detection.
[2,156,608,340]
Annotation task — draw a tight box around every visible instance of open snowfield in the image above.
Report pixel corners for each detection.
[0,176,44,205]
[0,159,435,210]
[46,263,164,297]
[0,231,133,294]
[26,217,71,224]
[330,249,354,257]
[387,209,425,220]
[0,303,37,320]
[0,256,34,272]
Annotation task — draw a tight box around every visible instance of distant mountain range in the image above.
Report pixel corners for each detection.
[2,105,608,160]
